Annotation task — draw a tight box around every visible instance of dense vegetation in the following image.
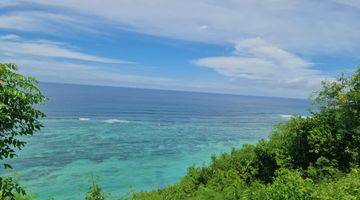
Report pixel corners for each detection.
[129,68,360,200]
[0,63,46,200]
[0,63,359,199]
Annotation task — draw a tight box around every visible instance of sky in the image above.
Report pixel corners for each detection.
[0,0,359,98]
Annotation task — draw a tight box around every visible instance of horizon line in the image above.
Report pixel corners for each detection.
[39,81,308,101]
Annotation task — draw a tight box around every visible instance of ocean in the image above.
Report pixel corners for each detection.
[7,83,309,199]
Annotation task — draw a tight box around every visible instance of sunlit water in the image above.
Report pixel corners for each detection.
[5,83,309,199]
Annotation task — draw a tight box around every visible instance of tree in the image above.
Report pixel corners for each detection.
[0,63,46,199]
[129,67,360,200]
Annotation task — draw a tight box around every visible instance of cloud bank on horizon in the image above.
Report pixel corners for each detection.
[0,0,359,98]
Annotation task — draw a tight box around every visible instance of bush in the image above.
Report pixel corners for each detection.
[312,168,360,199]
[128,68,360,200]
[85,176,106,200]
[2,63,359,199]
[0,63,45,199]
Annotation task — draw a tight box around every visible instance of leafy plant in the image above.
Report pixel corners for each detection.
[85,175,105,200]
[128,67,360,200]
[0,63,46,199]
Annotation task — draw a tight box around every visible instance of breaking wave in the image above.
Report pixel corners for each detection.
[102,119,130,124]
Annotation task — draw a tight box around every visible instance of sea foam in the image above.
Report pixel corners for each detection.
[280,114,292,119]
[79,118,91,121]
[281,115,308,119]
[103,119,130,124]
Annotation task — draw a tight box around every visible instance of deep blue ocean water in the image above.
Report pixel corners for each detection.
[7,83,309,199]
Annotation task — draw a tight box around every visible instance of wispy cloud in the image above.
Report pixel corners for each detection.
[0,35,185,93]
[13,0,360,56]
[193,38,329,96]
[0,0,20,8]
[0,34,21,41]
[14,59,308,98]
[333,0,360,8]
[0,35,131,64]
[0,11,104,36]
[1,0,356,97]
[10,59,177,88]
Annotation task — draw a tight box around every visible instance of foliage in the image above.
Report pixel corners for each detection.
[0,63,46,168]
[1,63,360,199]
[85,176,106,200]
[0,63,46,199]
[312,168,360,199]
[0,176,25,199]
[127,68,360,200]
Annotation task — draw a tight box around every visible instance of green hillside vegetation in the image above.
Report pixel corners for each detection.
[128,68,360,200]
[0,63,359,199]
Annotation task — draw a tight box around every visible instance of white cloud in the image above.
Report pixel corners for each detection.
[11,0,360,56]
[0,14,36,31]
[0,34,21,41]
[0,11,104,36]
[0,35,131,64]
[193,38,328,96]
[16,60,175,86]
[14,59,310,98]
[0,0,19,8]
[0,35,194,94]
[0,58,183,90]
[1,1,354,97]
[333,0,360,8]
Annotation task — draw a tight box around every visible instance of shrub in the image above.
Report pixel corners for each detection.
[86,182,105,200]
[0,63,46,199]
[129,67,360,200]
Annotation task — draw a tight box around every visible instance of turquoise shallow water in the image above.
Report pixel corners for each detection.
[5,83,309,199]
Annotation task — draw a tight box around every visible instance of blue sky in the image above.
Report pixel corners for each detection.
[0,0,359,98]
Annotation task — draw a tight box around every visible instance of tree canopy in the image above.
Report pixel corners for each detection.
[129,68,360,200]
[0,63,46,199]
